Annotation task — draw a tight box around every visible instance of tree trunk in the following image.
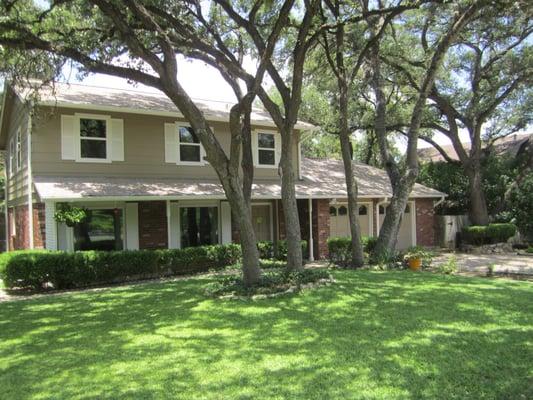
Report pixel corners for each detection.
[338,79,365,268]
[467,165,489,225]
[225,180,262,285]
[280,128,303,270]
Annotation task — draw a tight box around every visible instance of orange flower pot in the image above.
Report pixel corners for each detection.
[408,258,422,271]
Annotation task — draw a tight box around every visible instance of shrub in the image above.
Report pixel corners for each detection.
[526,247,533,254]
[204,268,332,297]
[437,256,457,275]
[257,240,307,260]
[2,243,242,291]
[462,223,517,245]
[327,236,377,267]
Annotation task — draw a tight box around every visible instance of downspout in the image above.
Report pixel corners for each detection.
[26,104,34,249]
[308,197,314,261]
[3,164,8,251]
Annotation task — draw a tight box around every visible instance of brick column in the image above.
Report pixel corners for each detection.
[415,198,436,247]
[138,201,168,249]
[312,199,330,259]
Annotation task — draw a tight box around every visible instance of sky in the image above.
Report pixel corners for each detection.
[62,58,469,150]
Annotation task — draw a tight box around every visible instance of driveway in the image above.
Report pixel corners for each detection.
[432,253,533,276]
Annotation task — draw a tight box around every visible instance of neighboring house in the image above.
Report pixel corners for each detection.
[418,133,533,163]
[0,82,444,259]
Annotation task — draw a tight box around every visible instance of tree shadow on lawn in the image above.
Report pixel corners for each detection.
[0,271,531,399]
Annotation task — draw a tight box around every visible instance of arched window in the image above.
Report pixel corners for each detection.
[379,205,385,215]
[329,206,337,216]
[338,206,348,216]
[359,205,368,215]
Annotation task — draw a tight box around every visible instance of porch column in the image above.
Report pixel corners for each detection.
[308,198,314,261]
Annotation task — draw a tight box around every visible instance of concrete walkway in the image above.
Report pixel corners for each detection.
[432,253,533,276]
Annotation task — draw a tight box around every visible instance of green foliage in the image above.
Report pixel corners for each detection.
[54,204,90,227]
[1,244,242,290]
[526,247,533,254]
[437,256,458,275]
[462,223,517,245]
[257,240,308,261]
[204,268,332,297]
[327,236,377,267]
[402,246,435,267]
[509,173,533,240]
[417,162,469,214]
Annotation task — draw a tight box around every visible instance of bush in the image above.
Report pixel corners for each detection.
[462,223,517,245]
[2,243,242,291]
[437,256,457,275]
[327,236,377,267]
[204,268,332,297]
[256,240,308,260]
[526,247,533,254]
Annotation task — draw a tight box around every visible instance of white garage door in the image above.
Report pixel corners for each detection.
[329,203,372,238]
[378,202,414,250]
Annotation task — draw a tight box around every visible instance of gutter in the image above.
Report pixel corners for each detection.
[26,103,34,249]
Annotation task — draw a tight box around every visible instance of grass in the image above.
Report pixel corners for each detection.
[0,270,532,399]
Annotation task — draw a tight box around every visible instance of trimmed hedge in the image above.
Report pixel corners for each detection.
[327,236,377,267]
[257,240,308,260]
[462,223,517,245]
[0,244,241,290]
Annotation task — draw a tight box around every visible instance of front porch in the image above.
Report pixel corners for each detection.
[38,198,332,260]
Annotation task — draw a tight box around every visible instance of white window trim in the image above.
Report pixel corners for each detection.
[176,122,207,166]
[75,113,112,163]
[10,207,16,237]
[8,137,15,177]
[254,129,280,169]
[63,204,125,251]
[15,128,22,171]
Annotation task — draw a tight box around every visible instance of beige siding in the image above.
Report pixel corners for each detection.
[5,94,30,205]
[32,106,299,181]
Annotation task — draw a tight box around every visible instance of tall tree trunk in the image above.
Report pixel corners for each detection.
[339,79,365,268]
[466,164,489,225]
[225,179,262,285]
[280,128,303,270]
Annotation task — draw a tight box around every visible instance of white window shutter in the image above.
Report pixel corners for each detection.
[275,133,282,165]
[164,123,178,163]
[61,115,76,160]
[110,118,124,161]
[251,131,258,166]
[125,202,139,250]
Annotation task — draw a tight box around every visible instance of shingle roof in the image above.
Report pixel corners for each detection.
[34,157,445,201]
[18,81,314,130]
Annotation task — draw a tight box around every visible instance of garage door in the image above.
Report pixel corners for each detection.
[378,203,414,249]
[329,204,372,238]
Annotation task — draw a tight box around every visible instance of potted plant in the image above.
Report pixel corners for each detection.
[403,246,432,271]
[54,204,91,227]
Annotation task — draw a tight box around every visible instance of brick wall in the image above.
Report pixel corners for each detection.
[415,198,436,247]
[7,203,45,250]
[138,201,168,249]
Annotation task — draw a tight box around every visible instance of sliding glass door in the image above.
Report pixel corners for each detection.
[179,206,218,247]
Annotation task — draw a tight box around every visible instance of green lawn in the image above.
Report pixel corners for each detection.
[1,270,532,399]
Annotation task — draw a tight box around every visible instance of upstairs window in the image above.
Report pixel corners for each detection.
[79,117,108,160]
[8,137,15,177]
[257,132,276,166]
[16,129,22,170]
[178,126,202,163]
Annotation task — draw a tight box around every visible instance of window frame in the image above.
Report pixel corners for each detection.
[75,113,112,163]
[176,123,206,166]
[255,129,279,168]
[15,128,22,171]
[8,137,15,177]
[177,201,220,248]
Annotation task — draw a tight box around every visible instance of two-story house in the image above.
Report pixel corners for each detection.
[0,82,444,259]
